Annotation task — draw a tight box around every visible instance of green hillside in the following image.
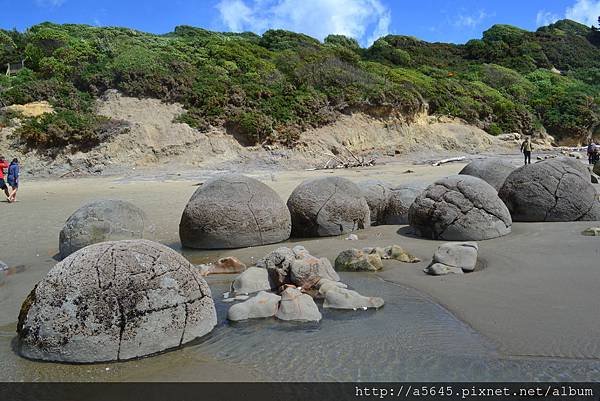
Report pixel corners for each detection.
[1,19,599,150]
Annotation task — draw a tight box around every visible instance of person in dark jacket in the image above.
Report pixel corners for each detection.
[7,158,19,203]
[520,137,533,165]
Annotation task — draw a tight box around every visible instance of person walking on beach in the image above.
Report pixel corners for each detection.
[520,136,532,165]
[0,156,11,201]
[7,158,19,202]
[587,141,597,165]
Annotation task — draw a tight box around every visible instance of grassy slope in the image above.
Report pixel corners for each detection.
[0,19,599,151]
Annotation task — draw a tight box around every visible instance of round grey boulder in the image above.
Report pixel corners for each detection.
[59,199,146,259]
[17,239,217,363]
[179,175,291,249]
[408,175,512,240]
[382,183,426,225]
[357,180,391,225]
[498,158,600,222]
[287,177,370,237]
[459,158,516,191]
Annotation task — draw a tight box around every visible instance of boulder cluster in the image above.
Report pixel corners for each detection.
[227,246,384,322]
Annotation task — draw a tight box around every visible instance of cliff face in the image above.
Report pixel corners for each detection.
[0,20,598,158]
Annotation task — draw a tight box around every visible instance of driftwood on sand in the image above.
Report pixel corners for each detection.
[431,156,466,166]
[306,146,376,171]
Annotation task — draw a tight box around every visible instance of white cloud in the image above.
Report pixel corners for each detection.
[566,0,600,27]
[216,0,391,46]
[454,10,489,28]
[536,0,600,27]
[536,10,560,27]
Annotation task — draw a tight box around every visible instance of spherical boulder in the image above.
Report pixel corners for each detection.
[287,177,370,237]
[498,158,600,222]
[179,175,291,249]
[408,175,512,240]
[17,240,217,363]
[59,199,146,259]
[381,184,425,225]
[459,158,516,191]
[357,180,391,225]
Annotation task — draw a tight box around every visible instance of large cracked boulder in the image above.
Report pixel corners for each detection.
[59,199,146,259]
[409,175,512,240]
[17,240,217,363]
[382,184,425,225]
[498,158,600,222]
[459,158,516,191]
[179,175,291,249]
[287,177,370,237]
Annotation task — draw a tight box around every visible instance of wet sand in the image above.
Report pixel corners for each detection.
[1,156,600,380]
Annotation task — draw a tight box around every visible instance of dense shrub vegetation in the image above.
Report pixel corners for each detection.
[0,19,599,149]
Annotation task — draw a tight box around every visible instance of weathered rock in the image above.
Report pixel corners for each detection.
[323,287,384,310]
[358,179,391,225]
[275,287,322,322]
[317,279,348,297]
[231,267,272,295]
[386,245,420,263]
[432,242,478,272]
[346,234,359,240]
[499,158,600,222]
[582,227,600,236]
[212,257,246,274]
[382,185,424,225]
[409,175,512,240]
[424,263,464,276]
[287,177,370,237]
[593,162,600,177]
[334,249,383,272]
[227,291,281,321]
[58,199,146,259]
[459,158,516,191]
[17,240,216,363]
[257,246,338,289]
[179,174,291,249]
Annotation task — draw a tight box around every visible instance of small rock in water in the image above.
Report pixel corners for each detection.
[234,295,250,301]
[228,291,281,321]
[582,227,600,236]
[211,257,246,274]
[231,266,272,295]
[275,287,322,322]
[323,286,384,310]
[223,298,236,303]
[346,234,359,241]
[223,292,230,299]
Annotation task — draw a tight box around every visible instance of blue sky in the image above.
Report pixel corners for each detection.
[1,0,599,45]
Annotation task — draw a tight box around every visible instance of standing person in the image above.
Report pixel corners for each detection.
[587,141,597,165]
[7,158,19,202]
[520,137,533,165]
[0,156,11,201]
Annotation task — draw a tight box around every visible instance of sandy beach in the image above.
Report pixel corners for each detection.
[1,155,600,381]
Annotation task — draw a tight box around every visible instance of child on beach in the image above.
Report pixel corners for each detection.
[0,156,11,201]
[7,158,19,202]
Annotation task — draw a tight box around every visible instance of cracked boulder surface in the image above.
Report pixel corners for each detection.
[382,184,426,225]
[59,199,146,259]
[179,174,291,249]
[459,158,516,191]
[357,179,391,225]
[499,158,600,222]
[409,175,512,240]
[16,239,217,363]
[287,177,371,237]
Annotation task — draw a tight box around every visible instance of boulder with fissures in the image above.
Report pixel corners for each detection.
[179,174,291,249]
[17,240,217,363]
[459,158,516,191]
[499,158,600,222]
[409,175,512,240]
[59,199,146,259]
[381,185,424,225]
[287,176,371,237]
